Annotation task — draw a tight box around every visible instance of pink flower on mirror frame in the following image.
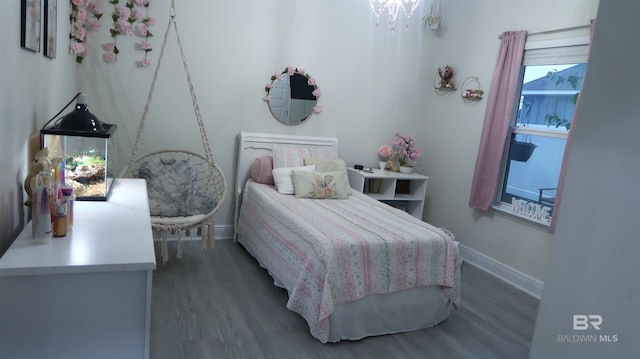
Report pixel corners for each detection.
[307,77,317,86]
[297,68,305,74]
[266,83,273,89]
[313,105,323,114]
[263,95,271,102]
[275,73,283,81]
[312,89,322,97]
[139,41,152,50]
[287,66,295,75]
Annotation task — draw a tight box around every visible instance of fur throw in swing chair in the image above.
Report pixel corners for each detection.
[121,3,226,263]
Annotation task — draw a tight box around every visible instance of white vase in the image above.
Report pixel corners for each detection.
[379,161,386,170]
[399,166,414,174]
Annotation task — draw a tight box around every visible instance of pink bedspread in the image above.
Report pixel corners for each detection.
[237,180,461,342]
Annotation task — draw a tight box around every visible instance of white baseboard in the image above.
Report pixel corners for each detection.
[459,244,543,299]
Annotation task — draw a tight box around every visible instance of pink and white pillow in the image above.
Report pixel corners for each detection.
[291,170,350,199]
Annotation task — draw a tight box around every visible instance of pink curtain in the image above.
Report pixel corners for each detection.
[549,19,596,233]
[468,30,527,210]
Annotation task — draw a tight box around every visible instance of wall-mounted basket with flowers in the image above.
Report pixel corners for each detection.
[436,65,455,89]
[461,76,484,101]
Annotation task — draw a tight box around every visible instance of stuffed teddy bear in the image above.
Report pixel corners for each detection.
[24,148,53,206]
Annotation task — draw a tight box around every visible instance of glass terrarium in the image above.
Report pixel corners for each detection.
[41,94,117,201]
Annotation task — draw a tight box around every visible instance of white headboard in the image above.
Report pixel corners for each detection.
[233,131,339,239]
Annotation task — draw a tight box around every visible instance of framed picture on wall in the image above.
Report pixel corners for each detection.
[43,0,57,58]
[21,0,42,52]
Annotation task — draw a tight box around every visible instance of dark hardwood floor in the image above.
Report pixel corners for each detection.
[150,239,539,359]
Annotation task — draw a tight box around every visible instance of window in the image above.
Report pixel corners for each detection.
[494,38,589,226]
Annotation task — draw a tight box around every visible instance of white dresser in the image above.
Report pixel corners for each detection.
[0,179,156,359]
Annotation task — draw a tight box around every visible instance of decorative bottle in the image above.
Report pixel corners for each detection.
[32,171,53,243]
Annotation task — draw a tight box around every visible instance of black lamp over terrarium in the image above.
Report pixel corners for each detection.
[41,93,117,201]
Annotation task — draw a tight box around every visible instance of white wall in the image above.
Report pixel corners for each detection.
[76,0,442,232]
[530,0,640,356]
[420,0,598,283]
[1,0,599,285]
[0,0,76,254]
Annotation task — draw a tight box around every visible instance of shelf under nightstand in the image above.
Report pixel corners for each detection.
[347,168,428,219]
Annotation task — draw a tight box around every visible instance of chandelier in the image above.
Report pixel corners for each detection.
[370,0,421,32]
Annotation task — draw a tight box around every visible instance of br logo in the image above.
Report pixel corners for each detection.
[573,315,602,330]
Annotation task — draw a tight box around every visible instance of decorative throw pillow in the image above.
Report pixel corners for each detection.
[304,158,352,195]
[137,156,216,217]
[250,156,274,184]
[291,170,350,199]
[272,165,315,194]
[272,144,338,169]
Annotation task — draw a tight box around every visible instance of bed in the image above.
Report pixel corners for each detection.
[233,131,461,343]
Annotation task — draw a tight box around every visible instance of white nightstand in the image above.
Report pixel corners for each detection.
[347,168,428,219]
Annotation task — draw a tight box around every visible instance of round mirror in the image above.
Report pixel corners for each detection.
[263,66,322,125]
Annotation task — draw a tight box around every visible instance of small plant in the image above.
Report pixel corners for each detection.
[543,70,581,130]
[544,113,571,130]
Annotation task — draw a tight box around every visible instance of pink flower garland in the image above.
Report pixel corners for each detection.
[69,0,103,63]
[135,1,155,67]
[102,0,155,66]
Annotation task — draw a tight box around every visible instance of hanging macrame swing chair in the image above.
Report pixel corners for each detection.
[122,4,226,263]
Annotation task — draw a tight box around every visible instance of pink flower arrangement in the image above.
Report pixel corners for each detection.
[69,0,103,63]
[392,132,421,166]
[438,65,454,81]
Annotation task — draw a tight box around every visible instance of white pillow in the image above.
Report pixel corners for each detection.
[272,165,315,194]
